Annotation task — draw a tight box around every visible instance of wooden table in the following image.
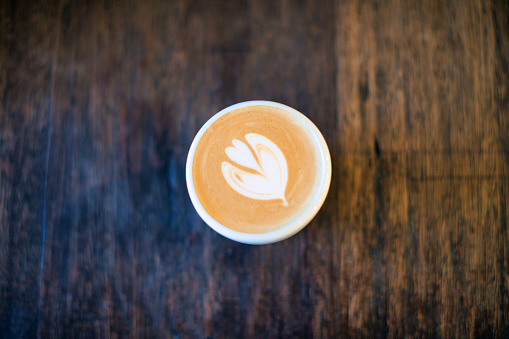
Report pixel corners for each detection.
[1,0,508,337]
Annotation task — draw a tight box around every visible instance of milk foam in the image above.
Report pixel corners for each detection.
[222,133,289,206]
[191,105,323,234]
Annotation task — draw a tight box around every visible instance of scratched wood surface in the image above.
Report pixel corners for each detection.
[0,0,508,338]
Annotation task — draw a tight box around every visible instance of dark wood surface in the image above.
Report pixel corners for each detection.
[1,0,508,337]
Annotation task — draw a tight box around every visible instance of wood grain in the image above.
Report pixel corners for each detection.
[334,0,509,337]
[0,1,58,337]
[0,0,508,338]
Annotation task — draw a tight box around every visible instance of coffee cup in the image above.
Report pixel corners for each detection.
[186,101,331,244]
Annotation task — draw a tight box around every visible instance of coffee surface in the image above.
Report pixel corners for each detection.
[192,105,322,233]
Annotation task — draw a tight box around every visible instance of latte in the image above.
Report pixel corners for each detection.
[187,102,330,237]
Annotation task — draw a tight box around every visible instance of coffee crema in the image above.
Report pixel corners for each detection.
[192,105,322,234]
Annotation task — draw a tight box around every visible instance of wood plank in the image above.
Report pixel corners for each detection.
[333,0,509,337]
[0,1,59,337]
[40,0,337,337]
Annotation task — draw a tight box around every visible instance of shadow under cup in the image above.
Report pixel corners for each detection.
[186,101,331,245]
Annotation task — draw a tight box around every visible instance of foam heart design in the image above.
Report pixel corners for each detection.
[222,133,289,206]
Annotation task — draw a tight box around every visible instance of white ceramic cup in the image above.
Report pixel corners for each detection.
[186,101,332,245]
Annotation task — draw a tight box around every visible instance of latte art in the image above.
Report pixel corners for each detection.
[222,133,289,206]
[188,103,330,235]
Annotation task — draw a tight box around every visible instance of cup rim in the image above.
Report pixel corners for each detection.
[186,100,332,245]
